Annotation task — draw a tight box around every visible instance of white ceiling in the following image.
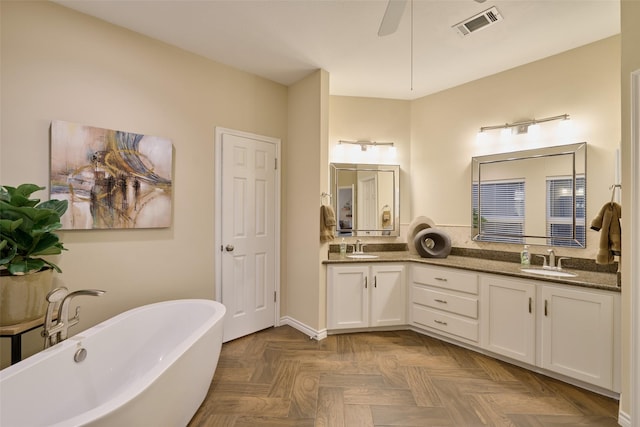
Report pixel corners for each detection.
[54,0,620,100]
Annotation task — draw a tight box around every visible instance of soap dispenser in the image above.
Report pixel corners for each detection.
[520,245,531,265]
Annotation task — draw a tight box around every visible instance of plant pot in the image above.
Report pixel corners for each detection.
[0,268,54,326]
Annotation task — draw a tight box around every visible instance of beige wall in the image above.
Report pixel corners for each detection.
[620,0,640,419]
[410,36,621,260]
[0,1,288,366]
[329,96,411,239]
[284,69,329,331]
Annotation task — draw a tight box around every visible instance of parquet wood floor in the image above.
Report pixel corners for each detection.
[188,326,619,427]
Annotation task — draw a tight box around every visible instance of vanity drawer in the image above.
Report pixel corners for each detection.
[412,285,478,319]
[412,305,479,342]
[412,265,478,295]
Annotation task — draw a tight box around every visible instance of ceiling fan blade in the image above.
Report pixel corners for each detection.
[378,0,408,37]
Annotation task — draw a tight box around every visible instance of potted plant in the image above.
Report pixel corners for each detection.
[0,184,68,326]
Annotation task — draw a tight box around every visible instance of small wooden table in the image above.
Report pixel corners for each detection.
[0,316,46,365]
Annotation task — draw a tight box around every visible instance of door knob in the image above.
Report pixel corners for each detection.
[225,244,234,252]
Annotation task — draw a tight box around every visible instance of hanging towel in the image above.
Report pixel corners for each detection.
[590,202,622,264]
[320,205,336,243]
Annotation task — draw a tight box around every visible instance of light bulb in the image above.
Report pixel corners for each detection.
[476,131,488,144]
[528,123,541,135]
[558,118,573,137]
[500,126,512,142]
[332,143,345,162]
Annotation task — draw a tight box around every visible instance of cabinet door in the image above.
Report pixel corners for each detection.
[540,285,614,389]
[481,275,536,364]
[327,265,369,329]
[370,264,406,327]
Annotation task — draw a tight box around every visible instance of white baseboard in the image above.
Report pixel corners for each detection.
[279,316,327,340]
[618,408,631,427]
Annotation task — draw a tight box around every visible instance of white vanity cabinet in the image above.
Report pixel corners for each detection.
[480,274,536,364]
[327,263,406,330]
[327,259,620,394]
[480,274,619,391]
[540,284,616,390]
[410,264,480,343]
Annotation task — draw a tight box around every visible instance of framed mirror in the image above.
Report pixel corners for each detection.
[471,142,586,248]
[330,163,400,237]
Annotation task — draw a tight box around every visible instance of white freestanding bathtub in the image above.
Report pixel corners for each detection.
[0,299,226,427]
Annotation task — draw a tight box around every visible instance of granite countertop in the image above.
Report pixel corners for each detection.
[324,250,620,292]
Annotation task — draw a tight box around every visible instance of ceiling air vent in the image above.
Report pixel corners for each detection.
[453,6,503,36]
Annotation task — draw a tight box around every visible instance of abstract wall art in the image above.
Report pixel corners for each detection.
[50,120,173,229]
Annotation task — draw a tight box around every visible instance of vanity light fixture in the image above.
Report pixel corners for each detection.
[479,114,570,135]
[338,139,395,152]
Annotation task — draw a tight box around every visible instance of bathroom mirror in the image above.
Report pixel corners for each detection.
[330,163,400,237]
[471,142,586,248]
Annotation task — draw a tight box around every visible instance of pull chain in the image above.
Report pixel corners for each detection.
[410,0,414,91]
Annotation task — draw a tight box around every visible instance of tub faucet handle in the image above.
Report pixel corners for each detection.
[45,287,68,316]
[43,287,69,346]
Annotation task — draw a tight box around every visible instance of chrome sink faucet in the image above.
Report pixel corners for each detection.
[534,249,570,270]
[547,249,556,269]
[534,249,555,269]
[43,287,106,348]
[354,239,365,254]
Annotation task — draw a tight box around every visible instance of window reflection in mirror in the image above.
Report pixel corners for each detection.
[471,143,586,248]
[330,163,400,237]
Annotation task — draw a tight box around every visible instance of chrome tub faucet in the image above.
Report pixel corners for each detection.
[43,287,106,348]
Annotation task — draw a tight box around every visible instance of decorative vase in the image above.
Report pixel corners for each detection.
[0,268,54,326]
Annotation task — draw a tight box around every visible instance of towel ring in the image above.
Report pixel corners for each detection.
[609,184,621,203]
[321,192,332,205]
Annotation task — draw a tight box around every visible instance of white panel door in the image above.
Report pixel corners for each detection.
[220,131,277,342]
[357,174,377,231]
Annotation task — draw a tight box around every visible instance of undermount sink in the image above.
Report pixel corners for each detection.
[347,254,379,259]
[521,268,577,278]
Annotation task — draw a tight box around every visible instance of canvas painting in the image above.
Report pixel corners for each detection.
[50,120,173,229]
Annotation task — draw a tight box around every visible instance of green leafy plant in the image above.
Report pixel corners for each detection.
[0,184,68,275]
